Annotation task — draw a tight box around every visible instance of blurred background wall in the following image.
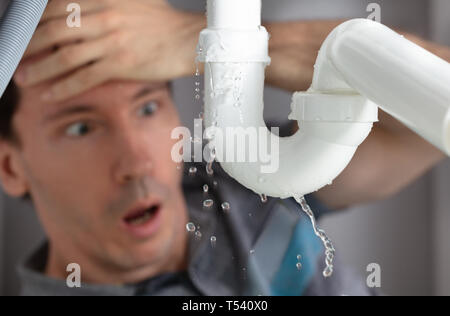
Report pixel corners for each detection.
[1,0,449,295]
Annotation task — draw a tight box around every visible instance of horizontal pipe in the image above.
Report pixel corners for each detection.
[312,19,450,155]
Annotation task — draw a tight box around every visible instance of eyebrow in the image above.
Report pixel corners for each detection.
[43,105,95,124]
[42,85,166,124]
[132,84,166,101]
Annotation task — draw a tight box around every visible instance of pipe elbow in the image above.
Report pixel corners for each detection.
[201,61,377,199]
[314,18,450,155]
[311,19,375,93]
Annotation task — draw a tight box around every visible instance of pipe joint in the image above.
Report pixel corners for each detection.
[290,92,379,123]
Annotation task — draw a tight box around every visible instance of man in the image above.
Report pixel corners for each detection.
[0,73,351,296]
[0,0,449,295]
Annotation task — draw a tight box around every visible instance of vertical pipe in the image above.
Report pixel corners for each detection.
[207,0,261,30]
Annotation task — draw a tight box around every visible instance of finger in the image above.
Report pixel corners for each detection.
[41,58,116,102]
[19,34,117,87]
[24,10,122,58]
[41,0,111,22]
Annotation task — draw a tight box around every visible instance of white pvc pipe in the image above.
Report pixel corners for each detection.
[207,0,261,30]
[199,1,450,199]
[198,1,378,199]
[311,19,450,155]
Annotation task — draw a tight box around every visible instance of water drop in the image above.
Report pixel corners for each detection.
[205,129,216,141]
[296,263,302,270]
[297,254,302,261]
[221,202,231,212]
[323,265,333,278]
[195,231,202,241]
[189,166,197,175]
[203,199,214,208]
[206,162,214,176]
[186,222,196,233]
[203,184,209,193]
[250,249,255,255]
[326,256,333,266]
[242,267,247,280]
[325,240,335,251]
[210,236,217,247]
[260,194,268,203]
[317,229,327,239]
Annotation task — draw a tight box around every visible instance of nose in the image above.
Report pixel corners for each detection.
[113,131,154,184]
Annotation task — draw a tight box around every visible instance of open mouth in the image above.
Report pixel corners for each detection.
[123,204,160,227]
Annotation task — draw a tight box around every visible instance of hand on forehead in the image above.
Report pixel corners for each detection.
[16,51,168,109]
[12,0,189,103]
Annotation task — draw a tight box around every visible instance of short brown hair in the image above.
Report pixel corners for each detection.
[0,80,20,143]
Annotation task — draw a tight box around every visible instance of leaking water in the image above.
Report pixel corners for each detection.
[203,199,214,208]
[296,254,302,271]
[206,161,214,176]
[194,46,202,101]
[189,166,197,175]
[186,222,196,233]
[210,236,217,248]
[260,194,268,203]
[295,196,335,278]
[221,202,231,213]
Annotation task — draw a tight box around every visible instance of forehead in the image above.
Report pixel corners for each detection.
[18,81,169,118]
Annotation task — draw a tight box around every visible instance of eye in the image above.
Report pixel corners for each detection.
[65,122,91,137]
[138,101,159,117]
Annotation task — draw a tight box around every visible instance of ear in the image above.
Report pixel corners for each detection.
[0,140,29,197]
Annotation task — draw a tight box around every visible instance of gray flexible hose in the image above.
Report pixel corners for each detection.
[0,0,48,97]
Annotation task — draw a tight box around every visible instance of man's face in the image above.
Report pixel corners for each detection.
[11,80,188,280]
